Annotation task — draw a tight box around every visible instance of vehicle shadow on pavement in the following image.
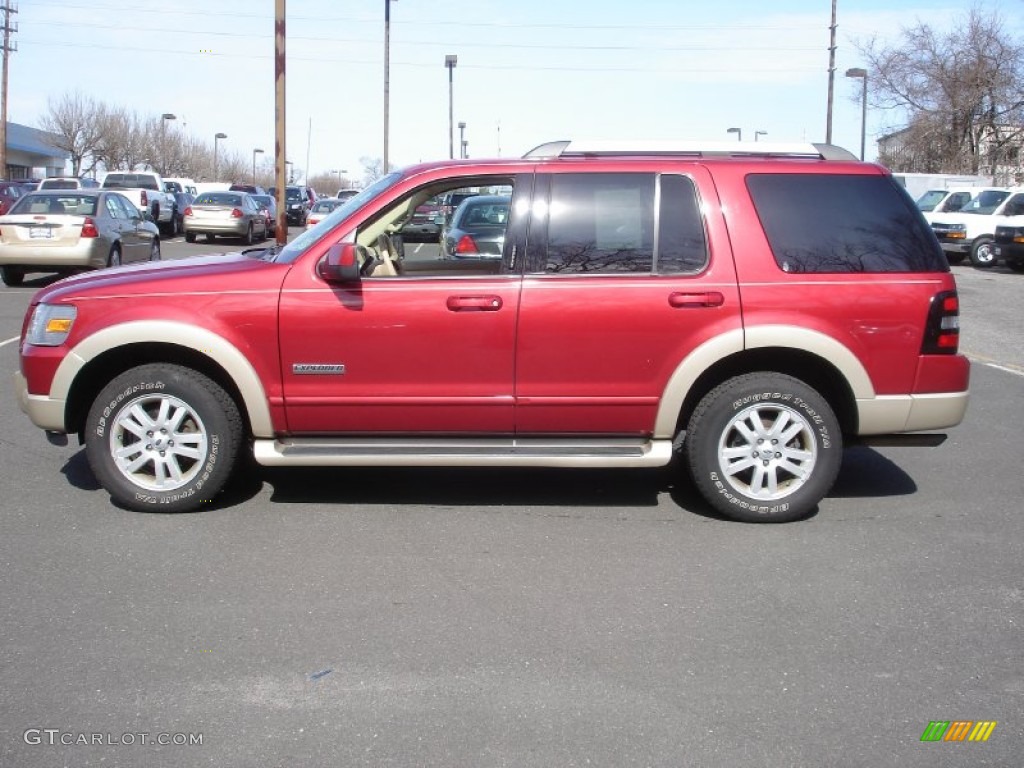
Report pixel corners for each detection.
[828,446,918,498]
[261,465,672,508]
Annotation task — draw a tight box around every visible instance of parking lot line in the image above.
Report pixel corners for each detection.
[0,335,19,348]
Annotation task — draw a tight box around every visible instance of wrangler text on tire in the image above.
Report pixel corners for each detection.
[684,373,843,523]
[84,364,244,513]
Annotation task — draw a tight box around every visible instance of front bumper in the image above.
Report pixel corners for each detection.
[14,369,67,433]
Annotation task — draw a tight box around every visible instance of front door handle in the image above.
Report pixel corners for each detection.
[447,295,503,312]
[668,291,725,308]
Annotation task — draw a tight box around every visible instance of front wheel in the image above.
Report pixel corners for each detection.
[970,237,997,268]
[84,364,244,512]
[684,373,843,523]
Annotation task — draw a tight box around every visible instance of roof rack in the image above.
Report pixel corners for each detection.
[522,140,859,162]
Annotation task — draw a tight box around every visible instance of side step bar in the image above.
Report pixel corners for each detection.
[253,437,675,468]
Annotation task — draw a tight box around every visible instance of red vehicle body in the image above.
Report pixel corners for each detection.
[15,141,970,520]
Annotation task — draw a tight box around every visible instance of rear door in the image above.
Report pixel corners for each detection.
[514,167,742,435]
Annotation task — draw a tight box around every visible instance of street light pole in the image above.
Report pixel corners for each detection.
[727,127,742,141]
[213,132,226,180]
[445,54,458,159]
[845,67,868,161]
[458,122,466,158]
[161,113,176,175]
[285,160,294,183]
[252,148,264,185]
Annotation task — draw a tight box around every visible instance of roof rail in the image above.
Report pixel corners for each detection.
[522,140,859,162]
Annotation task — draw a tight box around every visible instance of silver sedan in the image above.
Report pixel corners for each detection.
[183,191,267,245]
[0,190,161,286]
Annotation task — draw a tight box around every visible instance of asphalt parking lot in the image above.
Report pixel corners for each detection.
[0,254,1021,767]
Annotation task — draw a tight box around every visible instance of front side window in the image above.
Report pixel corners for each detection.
[747,173,948,273]
[537,173,707,275]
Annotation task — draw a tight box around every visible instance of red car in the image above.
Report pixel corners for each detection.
[15,140,969,520]
[0,181,25,215]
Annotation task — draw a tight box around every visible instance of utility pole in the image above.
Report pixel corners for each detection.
[0,1,18,180]
[825,0,837,144]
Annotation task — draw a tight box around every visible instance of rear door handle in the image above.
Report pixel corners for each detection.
[668,291,725,308]
[446,295,503,311]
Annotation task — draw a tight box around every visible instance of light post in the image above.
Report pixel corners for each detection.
[445,54,458,159]
[285,160,294,183]
[161,113,176,174]
[845,67,868,160]
[213,132,226,180]
[461,139,468,159]
[252,148,264,185]
[755,130,767,142]
[727,127,742,141]
[384,0,397,172]
[458,122,466,158]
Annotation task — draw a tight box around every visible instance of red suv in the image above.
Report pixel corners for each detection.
[14,140,969,521]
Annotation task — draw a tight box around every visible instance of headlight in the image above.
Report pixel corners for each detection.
[25,304,77,346]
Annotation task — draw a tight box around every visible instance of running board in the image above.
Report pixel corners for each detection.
[253,437,674,468]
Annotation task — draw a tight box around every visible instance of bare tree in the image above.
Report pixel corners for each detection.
[95,106,148,172]
[38,91,107,176]
[859,5,1024,180]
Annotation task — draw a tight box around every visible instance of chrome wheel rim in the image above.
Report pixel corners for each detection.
[109,394,209,491]
[717,404,817,500]
[976,243,994,263]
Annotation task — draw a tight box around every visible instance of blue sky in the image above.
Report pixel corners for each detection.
[10,0,1022,183]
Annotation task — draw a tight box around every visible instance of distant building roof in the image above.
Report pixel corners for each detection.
[7,122,70,159]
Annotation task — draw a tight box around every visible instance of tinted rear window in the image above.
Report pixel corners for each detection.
[747,174,948,273]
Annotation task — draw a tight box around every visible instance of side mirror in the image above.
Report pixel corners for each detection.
[317,243,362,283]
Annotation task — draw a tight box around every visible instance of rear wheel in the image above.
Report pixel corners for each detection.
[1,265,24,286]
[684,373,843,523]
[185,232,196,243]
[206,233,217,243]
[243,223,254,245]
[84,364,243,513]
[107,246,122,268]
[970,237,997,268]
[149,239,161,261]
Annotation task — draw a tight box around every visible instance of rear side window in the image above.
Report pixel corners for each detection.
[747,174,948,273]
[538,173,707,274]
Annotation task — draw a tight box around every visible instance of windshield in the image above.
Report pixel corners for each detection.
[915,190,947,212]
[274,173,403,264]
[960,189,1010,214]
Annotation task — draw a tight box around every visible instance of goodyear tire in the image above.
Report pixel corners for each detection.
[684,373,842,523]
[85,364,243,513]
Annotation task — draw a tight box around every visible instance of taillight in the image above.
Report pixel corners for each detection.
[183,206,193,217]
[455,234,478,254]
[231,208,243,218]
[922,290,960,354]
[80,217,99,238]
[140,190,148,206]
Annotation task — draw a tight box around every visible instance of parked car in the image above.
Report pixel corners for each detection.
[440,195,510,258]
[399,196,442,242]
[439,190,478,223]
[170,192,194,237]
[183,191,267,244]
[250,193,278,237]
[993,214,1024,272]
[306,198,344,229]
[100,172,177,235]
[281,185,315,225]
[929,187,1020,266]
[228,183,266,196]
[0,190,160,285]
[14,140,969,523]
[38,177,100,191]
[336,189,359,202]
[0,181,25,215]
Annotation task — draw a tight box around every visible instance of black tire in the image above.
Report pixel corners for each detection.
[243,224,254,245]
[1007,260,1024,273]
[84,364,243,513]
[684,373,843,523]
[185,232,196,243]
[107,246,122,268]
[206,233,217,243]
[1,265,24,286]
[970,237,997,268]
[149,239,161,261]
[946,253,966,266]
